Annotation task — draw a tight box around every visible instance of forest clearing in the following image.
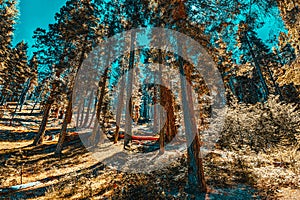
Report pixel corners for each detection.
[1,0,300,199]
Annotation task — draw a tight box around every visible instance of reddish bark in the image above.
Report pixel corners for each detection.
[118,134,159,141]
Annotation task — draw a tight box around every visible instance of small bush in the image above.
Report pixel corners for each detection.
[219,95,300,152]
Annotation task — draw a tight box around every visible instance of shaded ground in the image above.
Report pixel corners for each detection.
[0,137,259,200]
[0,104,299,199]
[1,129,298,199]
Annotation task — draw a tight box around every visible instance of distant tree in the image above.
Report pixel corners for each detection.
[90,0,124,146]
[187,0,284,103]
[147,0,208,193]
[1,41,28,104]
[113,64,126,144]
[0,0,18,104]
[32,26,71,145]
[55,0,101,155]
[32,0,100,148]
[276,0,300,97]
[276,0,300,56]
[17,54,38,111]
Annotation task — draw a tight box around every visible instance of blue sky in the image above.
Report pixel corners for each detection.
[13,0,286,59]
[13,0,67,56]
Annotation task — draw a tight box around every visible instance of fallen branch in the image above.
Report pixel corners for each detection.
[118,134,159,141]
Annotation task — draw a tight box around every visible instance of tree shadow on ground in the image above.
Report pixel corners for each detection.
[0,133,271,199]
[204,152,274,199]
[0,127,76,142]
[0,136,87,168]
[0,117,41,124]
[91,156,260,200]
[0,134,106,199]
[1,161,105,199]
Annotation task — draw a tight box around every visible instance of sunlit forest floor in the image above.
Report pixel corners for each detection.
[0,104,299,199]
